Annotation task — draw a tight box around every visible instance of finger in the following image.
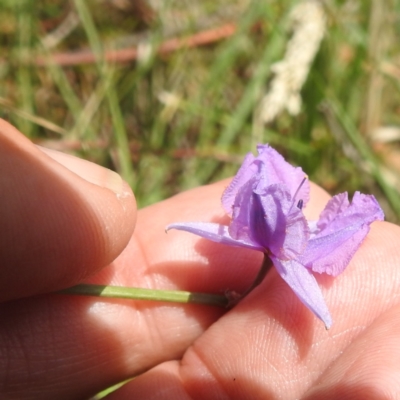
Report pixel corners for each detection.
[104,362,190,400]
[0,179,330,399]
[0,180,232,399]
[0,119,136,301]
[302,303,400,399]
[104,220,400,399]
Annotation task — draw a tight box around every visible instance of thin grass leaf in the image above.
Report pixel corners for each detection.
[325,97,400,218]
[73,0,135,187]
[16,0,34,137]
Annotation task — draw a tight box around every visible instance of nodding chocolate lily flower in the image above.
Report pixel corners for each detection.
[167,145,384,328]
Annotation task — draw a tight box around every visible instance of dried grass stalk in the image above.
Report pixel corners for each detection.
[259,0,326,123]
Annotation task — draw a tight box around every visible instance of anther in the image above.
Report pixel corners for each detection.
[297,199,303,210]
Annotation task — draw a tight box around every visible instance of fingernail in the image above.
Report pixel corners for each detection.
[36,145,124,194]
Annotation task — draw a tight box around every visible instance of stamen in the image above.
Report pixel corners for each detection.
[293,176,307,201]
[289,176,307,212]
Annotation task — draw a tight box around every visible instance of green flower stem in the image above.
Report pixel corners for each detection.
[58,284,229,308]
[226,254,273,307]
[237,254,272,299]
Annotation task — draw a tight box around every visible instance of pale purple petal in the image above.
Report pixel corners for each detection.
[284,203,310,259]
[221,152,257,215]
[315,192,383,235]
[222,144,310,214]
[229,178,258,243]
[166,222,263,251]
[315,192,349,233]
[256,144,310,205]
[300,227,369,276]
[272,257,332,329]
[251,183,309,260]
[300,192,384,276]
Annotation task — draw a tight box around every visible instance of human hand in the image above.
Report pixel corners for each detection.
[104,172,400,398]
[1,119,400,399]
[0,119,223,399]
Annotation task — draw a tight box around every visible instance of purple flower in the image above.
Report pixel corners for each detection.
[167,145,384,328]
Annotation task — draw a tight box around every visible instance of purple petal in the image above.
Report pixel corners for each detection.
[222,145,310,215]
[300,227,369,276]
[166,222,263,251]
[228,181,309,259]
[256,145,310,205]
[251,183,309,260]
[316,192,383,235]
[315,192,349,233]
[229,178,259,243]
[221,153,257,215]
[272,257,332,329]
[301,192,384,276]
[283,203,310,259]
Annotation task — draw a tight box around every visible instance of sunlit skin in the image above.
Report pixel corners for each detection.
[1,119,400,399]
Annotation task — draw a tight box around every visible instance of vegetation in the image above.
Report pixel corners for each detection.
[1,0,400,222]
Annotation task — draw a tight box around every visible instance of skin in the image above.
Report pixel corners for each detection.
[1,119,400,400]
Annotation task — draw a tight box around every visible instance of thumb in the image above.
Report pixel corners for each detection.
[0,119,136,301]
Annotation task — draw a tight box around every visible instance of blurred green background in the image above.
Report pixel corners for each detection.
[1,0,400,222]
